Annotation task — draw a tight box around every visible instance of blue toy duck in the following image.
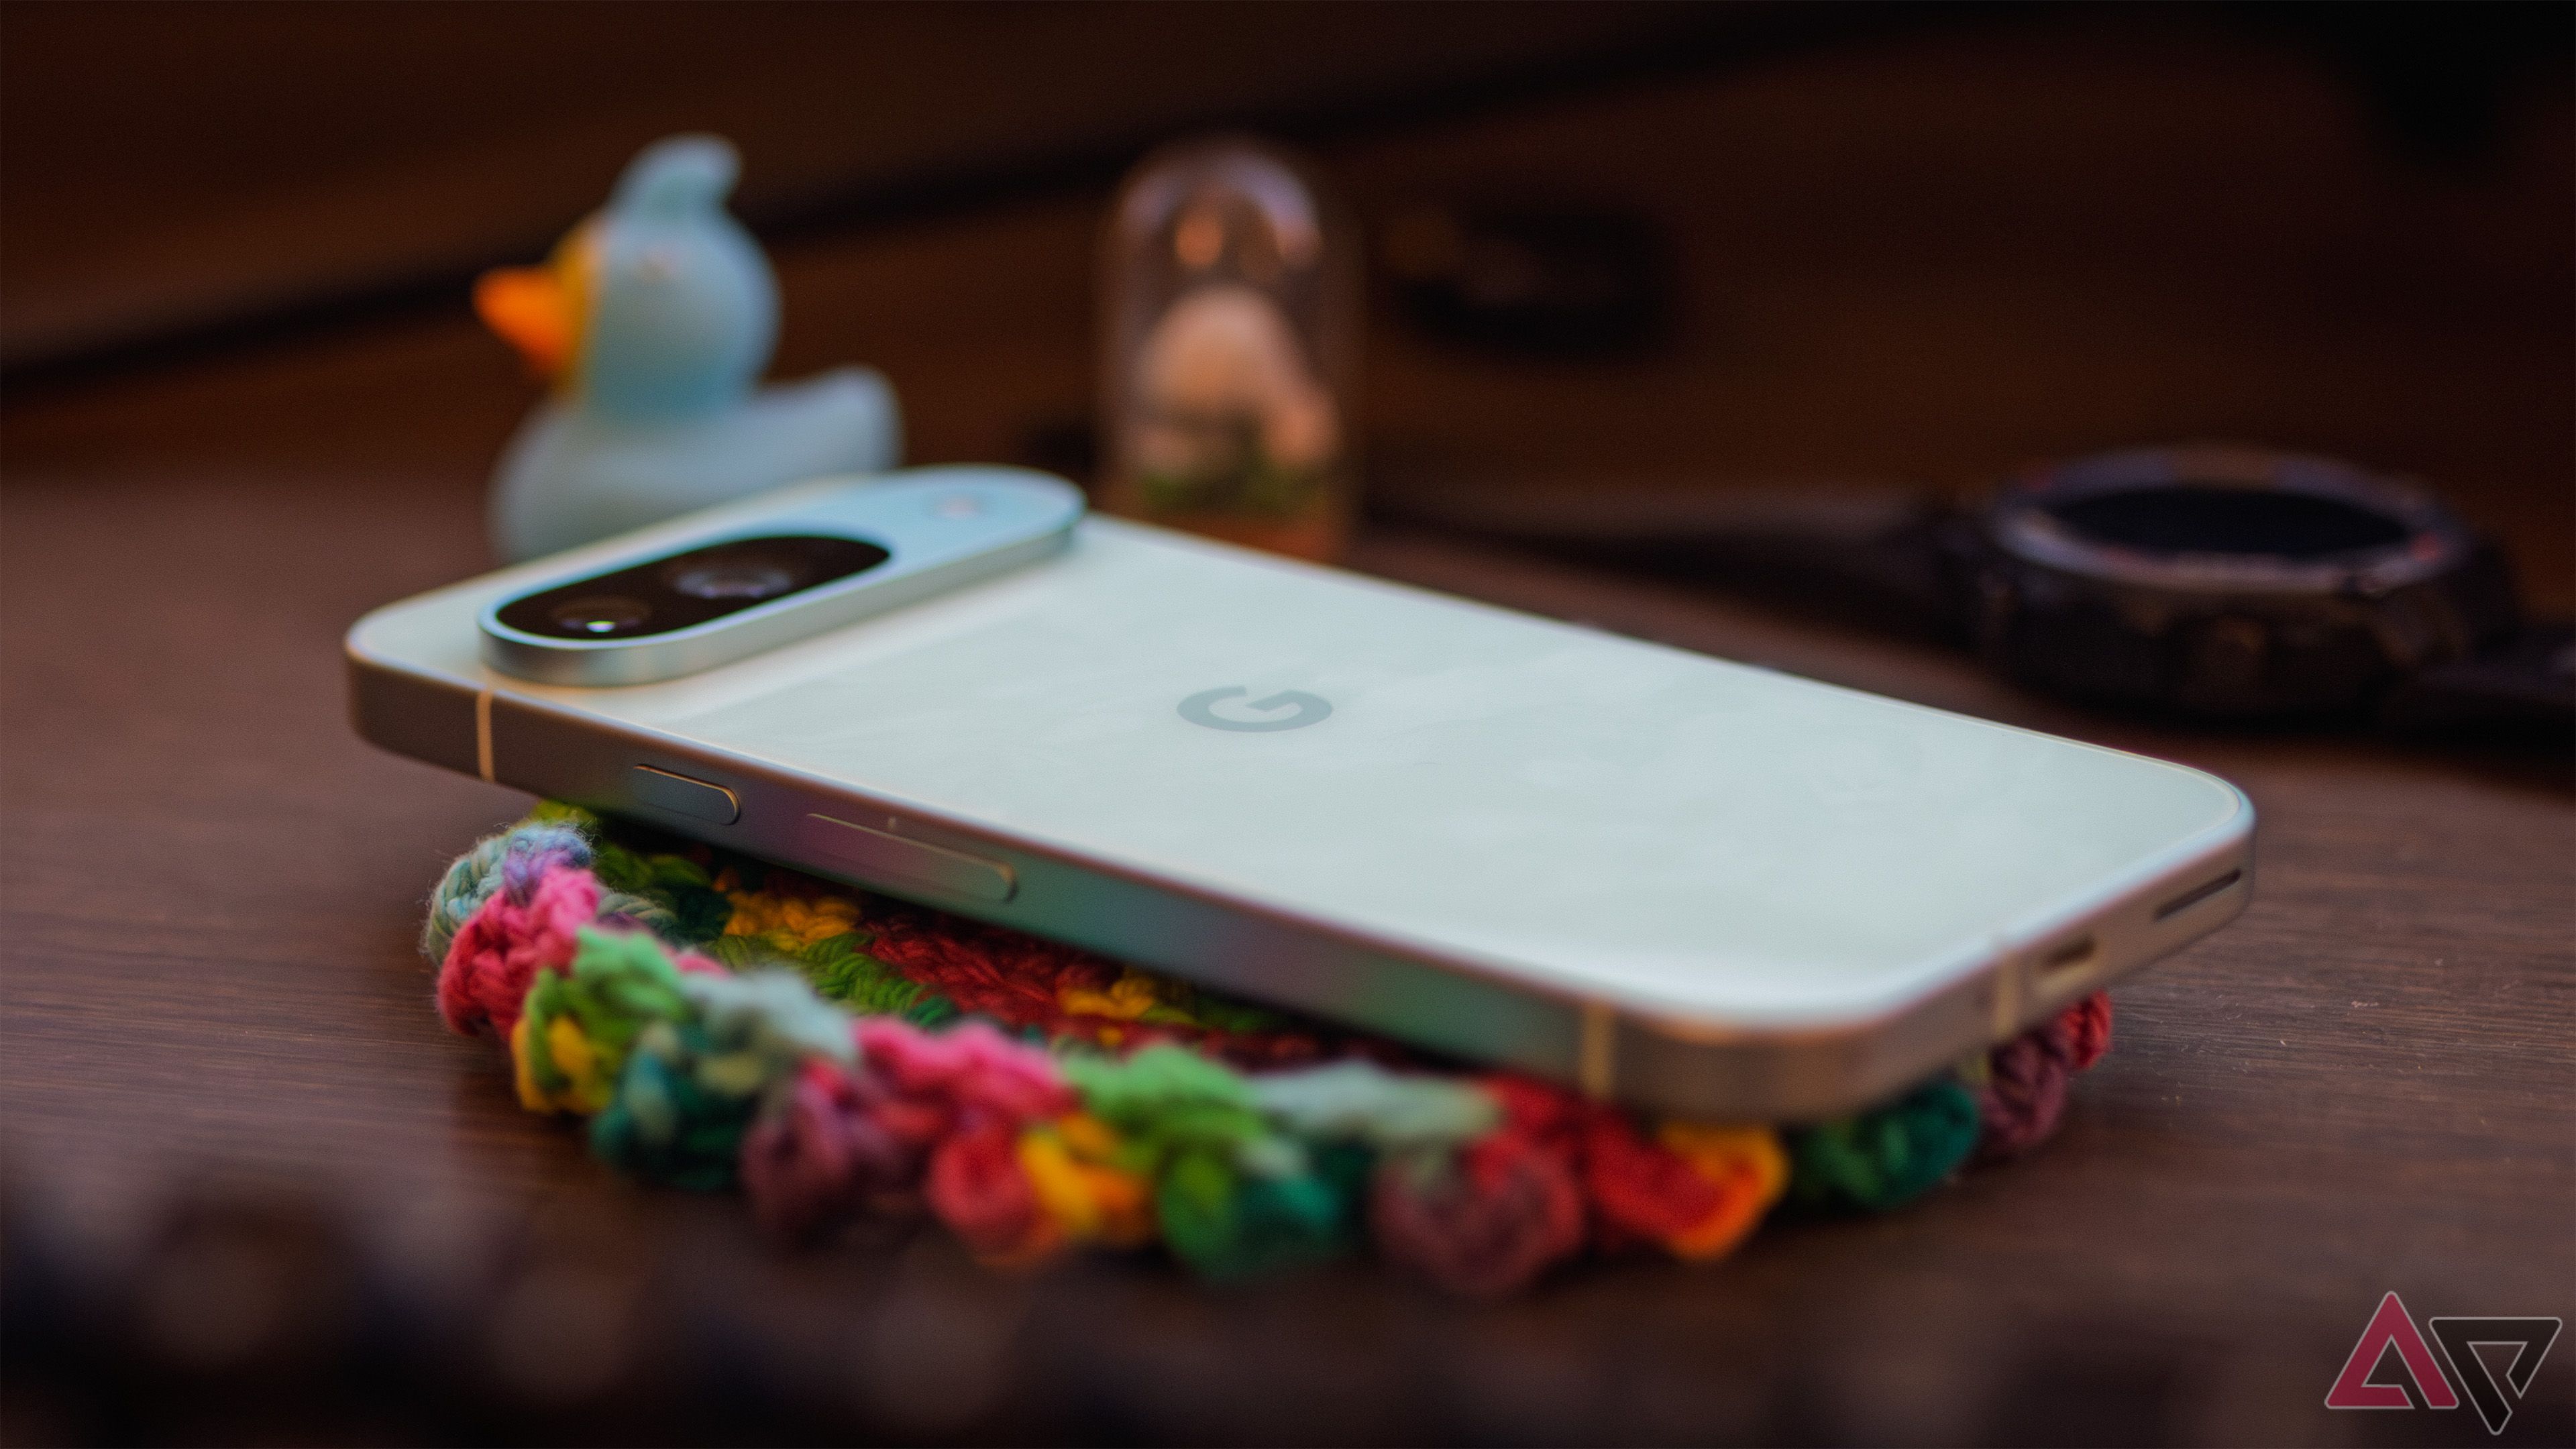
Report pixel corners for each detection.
[476,134,900,561]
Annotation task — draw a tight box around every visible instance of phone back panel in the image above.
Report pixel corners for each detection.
[350,473,2252,1116]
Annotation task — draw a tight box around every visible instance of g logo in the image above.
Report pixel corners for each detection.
[1178,686,1333,733]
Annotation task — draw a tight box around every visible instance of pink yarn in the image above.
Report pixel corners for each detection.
[437,863,600,1037]
[1972,1032,2071,1161]
[853,1018,1073,1124]
[1974,993,2114,1162]
[739,1020,1073,1243]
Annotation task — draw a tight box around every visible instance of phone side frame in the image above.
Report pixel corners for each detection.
[349,645,2253,1122]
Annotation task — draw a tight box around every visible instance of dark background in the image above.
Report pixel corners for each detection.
[2,4,2570,1444]
[5,1,2570,598]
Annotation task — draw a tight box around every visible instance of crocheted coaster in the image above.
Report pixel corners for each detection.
[426,804,2112,1297]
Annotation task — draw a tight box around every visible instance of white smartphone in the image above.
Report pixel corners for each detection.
[347,466,2253,1120]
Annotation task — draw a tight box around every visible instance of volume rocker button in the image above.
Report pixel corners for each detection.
[800,814,1017,903]
[629,765,741,824]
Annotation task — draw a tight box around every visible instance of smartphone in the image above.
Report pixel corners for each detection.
[347,466,2253,1120]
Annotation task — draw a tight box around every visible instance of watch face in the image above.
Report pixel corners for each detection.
[1986,446,2471,596]
[2041,484,2407,559]
[1974,447,2508,719]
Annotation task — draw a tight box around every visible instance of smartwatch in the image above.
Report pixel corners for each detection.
[1375,445,2573,736]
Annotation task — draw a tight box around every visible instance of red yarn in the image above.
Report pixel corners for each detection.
[2047,991,2113,1071]
[1580,1114,1727,1250]
[437,863,599,1037]
[1371,1132,1587,1299]
[926,1119,1058,1261]
[865,917,1114,1029]
[861,914,1346,1067]
[1364,1077,1593,1295]
[1470,1077,1760,1254]
[1479,1075,1590,1153]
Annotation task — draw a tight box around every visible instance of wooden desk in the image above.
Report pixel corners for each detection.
[4,38,2569,1446]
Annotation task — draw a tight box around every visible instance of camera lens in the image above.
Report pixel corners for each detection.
[663,551,801,601]
[548,595,653,635]
[496,533,888,644]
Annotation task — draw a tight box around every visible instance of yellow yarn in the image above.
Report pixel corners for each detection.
[1655,1122,1788,1260]
[1057,969,1166,1022]
[1020,1113,1155,1247]
[722,888,862,951]
[514,1012,614,1114]
[511,1015,541,1111]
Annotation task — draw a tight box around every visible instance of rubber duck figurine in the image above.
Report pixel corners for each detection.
[475,134,900,561]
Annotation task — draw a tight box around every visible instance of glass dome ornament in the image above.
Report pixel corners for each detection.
[1099,138,1359,561]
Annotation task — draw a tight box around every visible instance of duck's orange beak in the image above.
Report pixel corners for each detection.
[476,268,572,378]
[475,223,596,381]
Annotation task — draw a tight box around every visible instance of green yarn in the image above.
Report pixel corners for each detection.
[590,1018,761,1190]
[531,802,731,945]
[667,883,737,944]
[1067,1046,1366,1277]
[724,930,959,1027]
[698,932,774,974]
[1155,1142,1366,1279]
[597,844,731,943]
[525,799,598,831]
[1250,1061,1499,1151]
[1179,994,1298,1036]
[520,928,694,1108]
[1786,1079,1981,1212]
[592,969,855,1189]
[1066,1045,1271,1161]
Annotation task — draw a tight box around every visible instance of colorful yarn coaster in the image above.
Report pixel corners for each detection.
[423,804,2115,1296]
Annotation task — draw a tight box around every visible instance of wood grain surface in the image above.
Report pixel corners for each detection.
[3,20,2570,1446]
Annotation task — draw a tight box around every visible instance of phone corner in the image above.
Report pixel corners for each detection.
[345,649,484,777]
